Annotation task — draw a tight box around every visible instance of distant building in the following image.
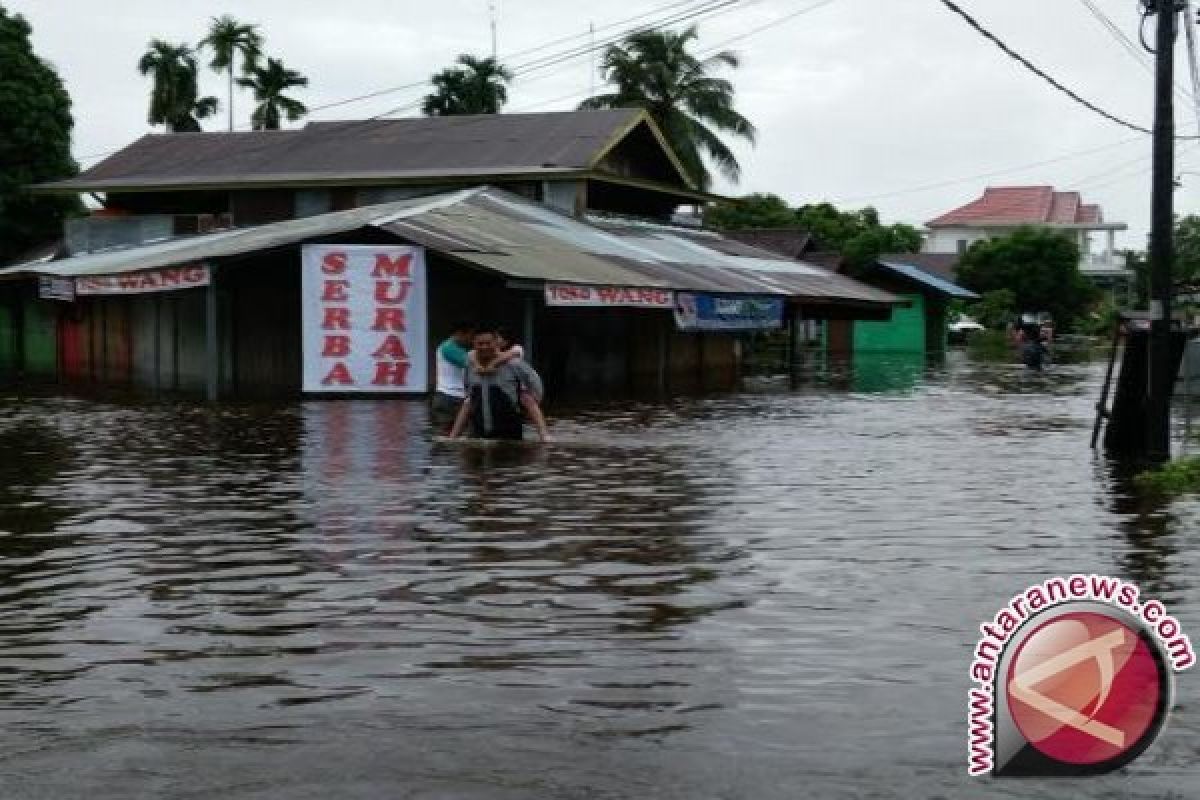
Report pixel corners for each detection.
[923,186,1132,296]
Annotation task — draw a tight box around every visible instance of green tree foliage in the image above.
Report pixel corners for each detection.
[970,289,1016,329]
[706,193,795,229]
[138,40,219,131]
[707,195,921,269]
[0,7,79,262]
[1130,214,1200,303]
[422,55,512,116]
[237,57,308,130]
[200,15,262,131]
[957,226,1096,330]
[794,202,921,269]
[580,25,754,190]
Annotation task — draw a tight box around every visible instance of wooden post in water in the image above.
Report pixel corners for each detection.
[1091,320,1122,449]
[205,263,220,402]
[523,294,535,362]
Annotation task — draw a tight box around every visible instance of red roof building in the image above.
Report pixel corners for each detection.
[926,186,1114,228]
[922,186,1130,284]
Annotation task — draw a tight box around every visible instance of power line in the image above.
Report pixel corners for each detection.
[71,0,736,163]
[833,136,1145,204]
[936,0,1192,138]
[1075,0,1193,104]
[369,0,741,118]
[1184,0,1200,135]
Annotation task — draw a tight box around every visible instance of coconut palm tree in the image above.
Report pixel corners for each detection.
[237,57,308,130]
[421,55,513,116]
[200,15,262,131]
[137,40,219,132]
[580,25,755,190]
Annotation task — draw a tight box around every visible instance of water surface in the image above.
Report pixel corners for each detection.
[1,353,1198,798]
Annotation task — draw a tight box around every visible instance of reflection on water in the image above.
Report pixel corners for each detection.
[0,355,1198,799]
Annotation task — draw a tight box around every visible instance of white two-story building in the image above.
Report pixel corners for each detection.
[923,186,1132,298]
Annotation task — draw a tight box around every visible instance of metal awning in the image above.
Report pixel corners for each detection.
[877,259,979,300]
[0,187,900,309]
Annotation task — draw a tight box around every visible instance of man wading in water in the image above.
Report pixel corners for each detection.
[449,328,549,442]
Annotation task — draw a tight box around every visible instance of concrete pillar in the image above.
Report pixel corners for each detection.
[1106,229,1116,261]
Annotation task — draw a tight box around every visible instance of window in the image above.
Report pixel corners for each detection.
[957,239,969,255]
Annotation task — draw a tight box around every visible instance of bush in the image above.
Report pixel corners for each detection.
[966,330,1012,361]
[1134,457,1200,499]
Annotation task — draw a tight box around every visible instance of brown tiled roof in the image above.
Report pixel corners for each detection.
[37,109,692,193]
[929,186,1107,227]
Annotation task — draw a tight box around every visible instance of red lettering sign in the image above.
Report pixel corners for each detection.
[372,361,411,386]
[374,280,412,305]
[371,253,413,279]
[322,307,351,330]
[322,279,350,303]
[322,335,351,357]
[371,308,406,331]
[370,335,409,360]
[321,362,354,386]
[322,252,348,274]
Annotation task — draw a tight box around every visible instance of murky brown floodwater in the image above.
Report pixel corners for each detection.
[0,352,1198,799]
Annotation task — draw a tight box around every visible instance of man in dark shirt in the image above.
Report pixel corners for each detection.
[449,329,548,441]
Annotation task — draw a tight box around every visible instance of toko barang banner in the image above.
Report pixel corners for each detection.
[301,244,428,393]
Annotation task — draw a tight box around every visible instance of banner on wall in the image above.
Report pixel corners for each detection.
[74,264,209,295]
[544,283,674,308]
[301,244,428,393]
[37,275,76,302]
[673,293,785,332]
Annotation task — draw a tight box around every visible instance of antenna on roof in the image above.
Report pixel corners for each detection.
[589,21,596,98]
[490,0,498,60]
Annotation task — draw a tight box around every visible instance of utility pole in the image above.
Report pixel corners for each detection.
[1147,0,1181,462]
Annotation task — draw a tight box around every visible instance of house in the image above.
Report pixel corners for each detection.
[923,185,1132,298]
[0,110,898,399]
[837,253,977,355]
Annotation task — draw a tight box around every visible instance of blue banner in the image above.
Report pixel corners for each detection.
[674,293,785,332]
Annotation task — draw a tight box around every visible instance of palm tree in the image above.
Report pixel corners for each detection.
[580,25,755,190]
[138,40,220,132]
[421,55,513,116]
[200,15,262,131]
[237,57,308,130]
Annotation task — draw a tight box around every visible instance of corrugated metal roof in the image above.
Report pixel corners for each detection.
[0,187,899,308]
[37,110,689,193]
[877,260,979,299]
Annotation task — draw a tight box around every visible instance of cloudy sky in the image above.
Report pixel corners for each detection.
[10,0,1200,247]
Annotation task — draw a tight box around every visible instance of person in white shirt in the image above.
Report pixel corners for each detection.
[432,321,473,431]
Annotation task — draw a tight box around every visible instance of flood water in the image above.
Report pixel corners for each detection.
[1,352,1198,799]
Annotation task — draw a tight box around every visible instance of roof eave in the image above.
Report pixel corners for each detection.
[29,168,595,195]
[927,220,1128,231]
[584,170,723,203]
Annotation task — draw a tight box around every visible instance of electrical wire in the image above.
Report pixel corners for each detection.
[833,136,1146,204]
[936,0,1194,138]
[70,0,740,163]
[1076,0,1194,104]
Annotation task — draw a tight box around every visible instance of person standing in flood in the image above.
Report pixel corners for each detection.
[449,328,549,442]
[432,321,473,431]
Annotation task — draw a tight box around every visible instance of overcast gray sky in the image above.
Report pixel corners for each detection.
[10,0,1200,247]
